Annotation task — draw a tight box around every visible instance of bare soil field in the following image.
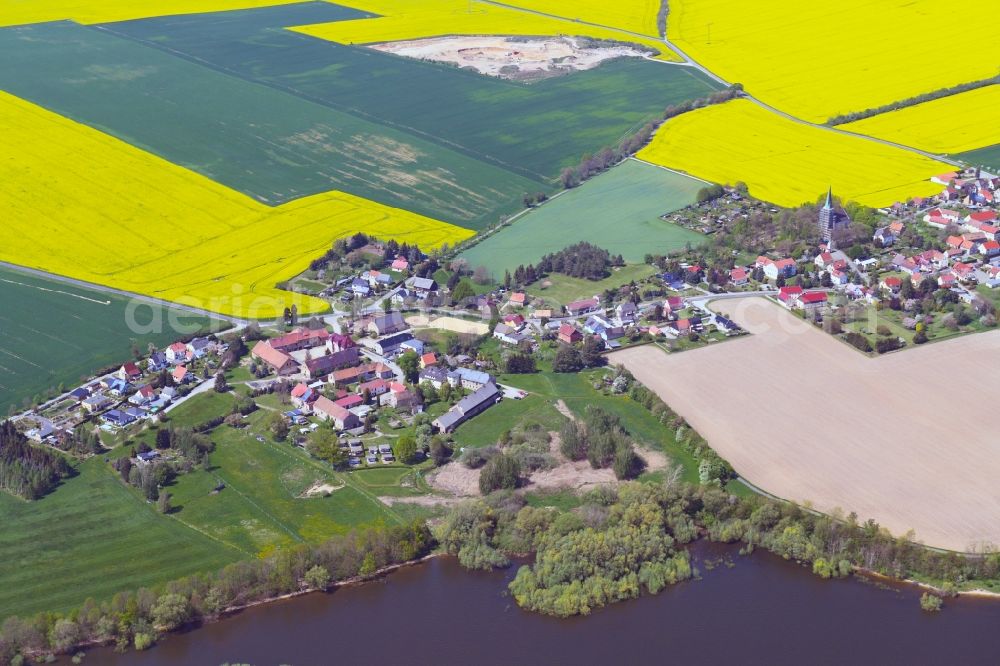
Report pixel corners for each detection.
[371,36,646,81]
[405,315,489,335]
[611,297,1000,552]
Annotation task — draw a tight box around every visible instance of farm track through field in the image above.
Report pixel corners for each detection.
[483,0,962,168]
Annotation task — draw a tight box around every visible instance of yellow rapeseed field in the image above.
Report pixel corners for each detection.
[491,0,661,37]
[0,91,473,318]
[636,100,950,208]
[841,86,1000,155]
[667,0,1000,123]
[0,0,305,27]
[291,0,677,60]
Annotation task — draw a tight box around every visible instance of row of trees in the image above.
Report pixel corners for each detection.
[0,522,434,662]
[559,85,744,189]
[827,74,1000,125]
[0,421,71,500]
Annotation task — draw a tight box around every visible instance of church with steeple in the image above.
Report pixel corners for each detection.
[817,187,850,248]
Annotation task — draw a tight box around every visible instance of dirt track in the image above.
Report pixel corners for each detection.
[610,297,1000,552]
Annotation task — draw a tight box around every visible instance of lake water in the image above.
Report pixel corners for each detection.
[92,543,1000,666]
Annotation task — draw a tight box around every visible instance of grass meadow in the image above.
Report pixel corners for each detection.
[0,266,217,416]
[459,160,706,276]
[0,458,241,618]
[527,264,657,308]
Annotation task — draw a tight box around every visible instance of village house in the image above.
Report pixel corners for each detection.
[128,385,156,406]
[270,328,330,354]
[116,362,142,382]
[332,365,367,387]
[432,382,501,433]
[368,312,406,336]
[351,278,371,297]
[82,394,112,413]
[380,382,416,410]
[503,313,526,329]
[312,396,361,430]
[558,322,583,344]
[420,352,437,368]
[729,267,749,286]
[390,256,409,272]
[565,297,600,317]
[777,285,803,306]
[172,365,191,385]
[400,339,425,356]
[368,332,414,357]
[757,256,797,281]
[147,351,169,373]
[290,383,319,411]
[304,346,361,380]
[418,366,449,390]
[493,323,526,345]
[664,296,685,315]
[796,291,828,312]
[508,291,527,307]
[251,341,299,376]
[880,276,903,294]
[358,378,391,398]
[405,276,438,298]
[616,301,638,323]
[165,342,189,364]
[448,367,492,391]
[186,337,214,359]
[335,393,364,410]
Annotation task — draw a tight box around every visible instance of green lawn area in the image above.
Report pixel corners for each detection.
[527,264,657,309]
[167,412,394,557]
[166,391,236,428]
[460,160,706,276]
[0,265,219,416]
[500,371,701,484]
[0,458,241,619]
[452,393,566,449]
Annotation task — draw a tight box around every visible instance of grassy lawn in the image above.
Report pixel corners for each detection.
[0,458,241,619]
[452,393,566,449]
[166,391,236,428]
[167,413,393,557]
[527,264,657,309]
[0,265,218,416]
[460,160,707,276]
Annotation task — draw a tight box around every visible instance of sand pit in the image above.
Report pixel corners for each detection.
[611,297,1000,552]
[370,36,647,81]
[405,315,489,335]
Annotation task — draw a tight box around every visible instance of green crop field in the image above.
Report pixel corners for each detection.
[0,458,241,618]
[459,160,707,276]
[528,263,657,308]
[957,143,1000,172]
[0,21,538,229]
[105,3,723,181]
[0,265,218,416]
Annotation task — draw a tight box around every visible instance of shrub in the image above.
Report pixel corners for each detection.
[919,592,943,612]
[479,453,521,494]
[844,332,872,352]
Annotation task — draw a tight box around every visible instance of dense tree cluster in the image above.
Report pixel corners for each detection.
[552,337,605,373]
[560,406,643,480]
[0,421,71,500]
[528,242,621,282]
[0,522,433,662]
[478,452,521,494]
